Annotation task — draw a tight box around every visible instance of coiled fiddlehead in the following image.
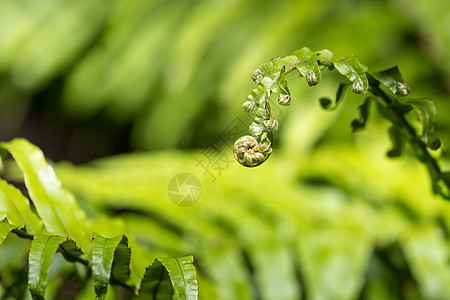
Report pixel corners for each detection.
[233,48,331,168]
[233,75,280,167]
[233,134,272,167]
[233,47,449,200]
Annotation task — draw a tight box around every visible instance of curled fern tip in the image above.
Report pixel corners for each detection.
[233,135,272,167]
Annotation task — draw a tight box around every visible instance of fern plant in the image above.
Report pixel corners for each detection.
[233,47,449,200]
[0,139,198,299]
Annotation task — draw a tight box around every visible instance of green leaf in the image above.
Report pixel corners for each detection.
[296,57,322,86]
[251,62,273,84]
[271,67,291,106]
[111,235,131,285]
[399,98,440,149]
[289,47,316,60]
[252,56,299,84]
[28,235,66,300]
[0,138,91,252]
[135,260,174,299]
[290,47,323,86]
[370,66,411,96]
[158,256,198,300]
[386,126,405,157]
[0,179,44,234]
[58,239,85,264]
[351,97,373,132]
[315,49,333,63]
[319,82,349,110]
[270,67,289,94]
[0,148,6,175]
[271,56,299,72]
[437,172,450,199]
[0,221,16,246]
[92,233,128,300]
[245,84,266,109]
[333,56,368,94]
[375,100,411,127]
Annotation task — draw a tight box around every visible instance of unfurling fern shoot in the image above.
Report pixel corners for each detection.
[233,47,450,200]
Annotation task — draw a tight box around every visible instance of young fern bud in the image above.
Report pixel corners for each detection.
[278,94,291,106]
[255,107,267,119]
[233,135,272,167]
[395,82,411,96]
[263,116,279,131]
[352,81,365,94]
[251,70,263,84]
[306,72,319,86]
[242,100,256,112]
[249,122,265,137]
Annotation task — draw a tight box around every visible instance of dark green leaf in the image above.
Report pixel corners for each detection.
[135,256,198,300]
[371,66,411,96]
[437,172,450,199]
[319,82,349,110]
[28,235,66,300]
[386,126,405,157]
[0,148,6,175]
[333,56,368,94]
[58,239,85,264]
[92,233,127,300]
[111,235,131,285]
[399,98,440,149]
[0,221,16,246]
[375,100,409,127]
[0,138,91,252]
[351,97,373,132]
[135,260,174,300]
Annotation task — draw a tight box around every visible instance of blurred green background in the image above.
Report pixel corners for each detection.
[0,0,450,299]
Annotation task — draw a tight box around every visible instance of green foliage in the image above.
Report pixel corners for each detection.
[0,1,449,298]
[0,139,198,299]
[2,137,448,299]
[233,47,449,200]
[136,260,174,300]
[0,221,15,245]
[1,139,91,252]
[92,233,130,299]
[51,145,450,300]
[137,256,198,300]
[28,235,66,300]
[0,178,44,233]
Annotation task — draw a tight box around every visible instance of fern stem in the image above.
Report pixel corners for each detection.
[368,78,448,199]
